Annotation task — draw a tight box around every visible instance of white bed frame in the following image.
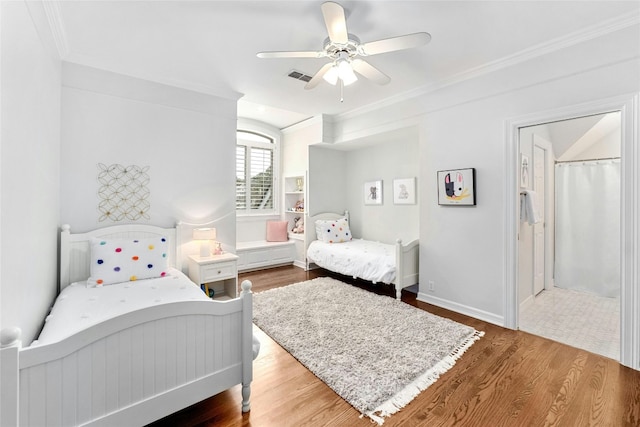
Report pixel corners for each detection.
[304,211,419,299]
[1,223,255,427]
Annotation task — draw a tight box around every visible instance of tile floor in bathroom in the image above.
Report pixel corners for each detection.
[519,285,620,360]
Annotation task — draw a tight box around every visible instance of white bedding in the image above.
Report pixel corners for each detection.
[307,238,396,284]
[34,268,209,346]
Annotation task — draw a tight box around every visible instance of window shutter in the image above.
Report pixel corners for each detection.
[236,146,247,210]
[236,130,276,213]
[250,147,273,209]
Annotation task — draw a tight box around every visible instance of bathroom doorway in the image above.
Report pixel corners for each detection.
[517,112,621,360]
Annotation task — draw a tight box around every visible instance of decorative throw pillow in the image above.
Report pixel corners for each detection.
[266,220,289,242]
[88,236,169,286]
[316,217,352,243]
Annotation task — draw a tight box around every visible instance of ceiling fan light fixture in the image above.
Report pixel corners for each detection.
[337,58,357,86]
[257,2,431,94]
[323,65,339,85]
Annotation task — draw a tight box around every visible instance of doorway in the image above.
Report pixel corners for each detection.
[505,94,639,370]
[517,112,621,360]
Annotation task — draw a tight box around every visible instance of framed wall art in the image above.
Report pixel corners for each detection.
[364,180,383,205]
[393,177,416,205]
[437,168,476,206]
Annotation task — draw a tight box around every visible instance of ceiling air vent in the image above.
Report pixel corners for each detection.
[287,70,312,83]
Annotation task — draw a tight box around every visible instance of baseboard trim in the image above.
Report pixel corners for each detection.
[417,292,504,327]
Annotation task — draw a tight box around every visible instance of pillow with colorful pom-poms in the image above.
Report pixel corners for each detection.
[316,217,352,244]
[88,236,169,286]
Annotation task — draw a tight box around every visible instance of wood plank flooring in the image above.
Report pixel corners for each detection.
[149,266,640,427]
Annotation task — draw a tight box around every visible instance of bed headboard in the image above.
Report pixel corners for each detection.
[303,210,349,253]
[59,223,180,290]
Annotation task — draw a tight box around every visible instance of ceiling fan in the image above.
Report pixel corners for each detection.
[257,1,431,93]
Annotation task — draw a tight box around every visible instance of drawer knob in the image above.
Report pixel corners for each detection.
[218,270,221,274]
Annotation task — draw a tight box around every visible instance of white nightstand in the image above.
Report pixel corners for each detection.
[188,253,239,300]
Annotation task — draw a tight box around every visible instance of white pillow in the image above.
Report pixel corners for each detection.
[88,236,169,286]
[315,217,352,243]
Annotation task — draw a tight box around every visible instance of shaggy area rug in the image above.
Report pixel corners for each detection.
[252,277,484,425]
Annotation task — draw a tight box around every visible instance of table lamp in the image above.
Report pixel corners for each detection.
[193,227,216,257]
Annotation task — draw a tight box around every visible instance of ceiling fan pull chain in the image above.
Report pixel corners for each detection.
[340,79,344,103]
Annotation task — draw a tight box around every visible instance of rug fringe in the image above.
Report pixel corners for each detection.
[364,330,485,425]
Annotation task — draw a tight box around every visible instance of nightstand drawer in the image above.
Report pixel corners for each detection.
[201,261,236,281]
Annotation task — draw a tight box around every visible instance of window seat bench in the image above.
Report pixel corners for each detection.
[236,240,296,272]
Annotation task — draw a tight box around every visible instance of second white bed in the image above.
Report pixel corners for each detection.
[307,239,397,284]
[305,211,419,299]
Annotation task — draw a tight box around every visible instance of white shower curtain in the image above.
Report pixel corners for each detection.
[554,159,620,298]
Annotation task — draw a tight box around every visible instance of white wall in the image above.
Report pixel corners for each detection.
[283,115,333,217]
[307,133,419,243]
[570,129,621,160]
[330,22,639,325]
[0,1,61,344]
[344,135,419,243]
[60,63,239,263]
[308,146,347,217]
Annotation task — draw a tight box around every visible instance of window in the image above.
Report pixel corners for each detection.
[236,130,277,214]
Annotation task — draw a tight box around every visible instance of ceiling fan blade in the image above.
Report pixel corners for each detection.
[359,32,431,56]
[321,1,348,45]
[257,50,324,59]
[351,59,390,85]
[305,63,334,90]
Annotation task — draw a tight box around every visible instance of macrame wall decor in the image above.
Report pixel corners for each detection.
[97,163,150,222]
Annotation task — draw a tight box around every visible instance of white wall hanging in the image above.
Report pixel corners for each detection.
[97,163,150,222]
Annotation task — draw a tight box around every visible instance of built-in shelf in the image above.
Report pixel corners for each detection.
[284,175,306,268]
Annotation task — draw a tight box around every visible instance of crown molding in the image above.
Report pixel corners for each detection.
[336,10,640,123]
[281,114,326,134]
[41,0,69,59]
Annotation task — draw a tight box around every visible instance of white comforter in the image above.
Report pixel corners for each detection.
[307,239,396,284]
[33,268,209,346]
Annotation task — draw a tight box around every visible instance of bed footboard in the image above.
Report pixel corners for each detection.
[395,239,420,299]
[0,281,255,427]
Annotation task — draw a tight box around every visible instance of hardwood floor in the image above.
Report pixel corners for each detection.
[150,266,640,427]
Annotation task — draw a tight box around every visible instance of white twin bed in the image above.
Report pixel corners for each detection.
[305,211,419,299]
[1,223,257,427]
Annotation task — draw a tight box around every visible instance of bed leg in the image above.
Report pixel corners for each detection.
[241,280,253,413]
[396,287,402,300]
[242,384,251,412]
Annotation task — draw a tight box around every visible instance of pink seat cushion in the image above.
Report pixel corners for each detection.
[266,221,289,242]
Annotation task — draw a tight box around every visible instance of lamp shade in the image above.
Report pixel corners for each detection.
[337,59,357,86]
[323,65,339,85]
[193,227,216,240]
